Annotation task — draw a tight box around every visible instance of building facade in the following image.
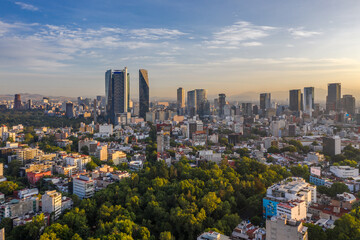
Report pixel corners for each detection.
[326,83,341,112]
[139,69,149,119]
[42,190,62,220]
[106,68,130,124]
[289,89,302,112]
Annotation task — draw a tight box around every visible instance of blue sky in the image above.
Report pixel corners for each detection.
[1,0,360,99]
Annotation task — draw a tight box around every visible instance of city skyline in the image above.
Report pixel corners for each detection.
[1,0,360,97]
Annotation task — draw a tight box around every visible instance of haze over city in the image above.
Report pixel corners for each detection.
[1,0,360,98]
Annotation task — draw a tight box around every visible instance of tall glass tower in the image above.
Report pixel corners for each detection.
[304,87,314,117]
[105,67,130,124]
[139,69,149,119]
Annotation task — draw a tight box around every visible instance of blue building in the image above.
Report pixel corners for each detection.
[263,198,279,219]
[309,175,326,186]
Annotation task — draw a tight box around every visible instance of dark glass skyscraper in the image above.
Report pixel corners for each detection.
[14,94,22,110]
[342,95,356,115]
[289,89,301,112]
[219,93,226,117]
[260,93,271,110]
[187,90,196,117]
[139,69,149,119]
[106,68,130,124]
[66,102,74,118]
[326,83,341,112]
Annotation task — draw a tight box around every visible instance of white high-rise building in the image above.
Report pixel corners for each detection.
[304,87,314,117]
[42,190,62,220]
[73,175,95,199]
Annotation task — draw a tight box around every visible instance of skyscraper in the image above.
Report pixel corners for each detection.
[66,102,74,118]
[303,87,314,116]
[289,89,301,112]
[187,90,196,117]
[219,93,226,117]
[14,94,21,110]
[105,68,130,124]
[326,83,341,112]
[342,95,356,115]
[195,89,208,116]
[139,69,149,119]
[260,93,271,110]
[177,87,185,115]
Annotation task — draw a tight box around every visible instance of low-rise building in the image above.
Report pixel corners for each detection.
[27,171,52,185]
[197,231,230,240]
[263,177,316,219]
[266,216,308,240]
[277,200,307,220]
[330,166,359,179]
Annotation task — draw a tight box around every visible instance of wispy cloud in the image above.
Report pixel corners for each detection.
[0,20,186,71]
[15,2,39,11]
[289,27,322,38]
[242,41,262,47]
[205,21,276,48]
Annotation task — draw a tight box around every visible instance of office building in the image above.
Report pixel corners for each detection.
[187,90,197,117]
[330,166,359,178]
[14,94,22,110]
[266,216,308,240]
[289,90,301,112]
[323,136,341,156]
[303,87,314,117]
[326,83,341,112]
[260,93,271,110]
[16,148,43,165]
[42,190,62,220]
[73,175,95,199]
[177,87,185,115]
[242,103,253,116]
[195,89,208,116]
[219,94,226,117]
[65,102,74,118]
[157,131,170,153]
[27,99,32,110]
[139,69,149,119]
[342,95,356,115]
[106,68,130,124]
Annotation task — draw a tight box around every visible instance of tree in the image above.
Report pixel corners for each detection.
[267,146,280,154]
[303,223,327,240]
[86,161,98,171]
[24,133,34,143]
[80,146,89,155]
[0,181,18,195]
[201,192,221,214]
[61,208,89,238]
[328,208,360,240]
[0,218,13,235]
[42,223,73,240]
[7,160,21,177]
[318,182,350,197]
[159,231,174,240]
[219,137,228,146]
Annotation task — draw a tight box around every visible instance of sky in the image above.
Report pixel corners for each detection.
[1,0,360,100]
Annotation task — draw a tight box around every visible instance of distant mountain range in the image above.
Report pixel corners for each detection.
[2,87,360,105]
[0,93,76,102]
